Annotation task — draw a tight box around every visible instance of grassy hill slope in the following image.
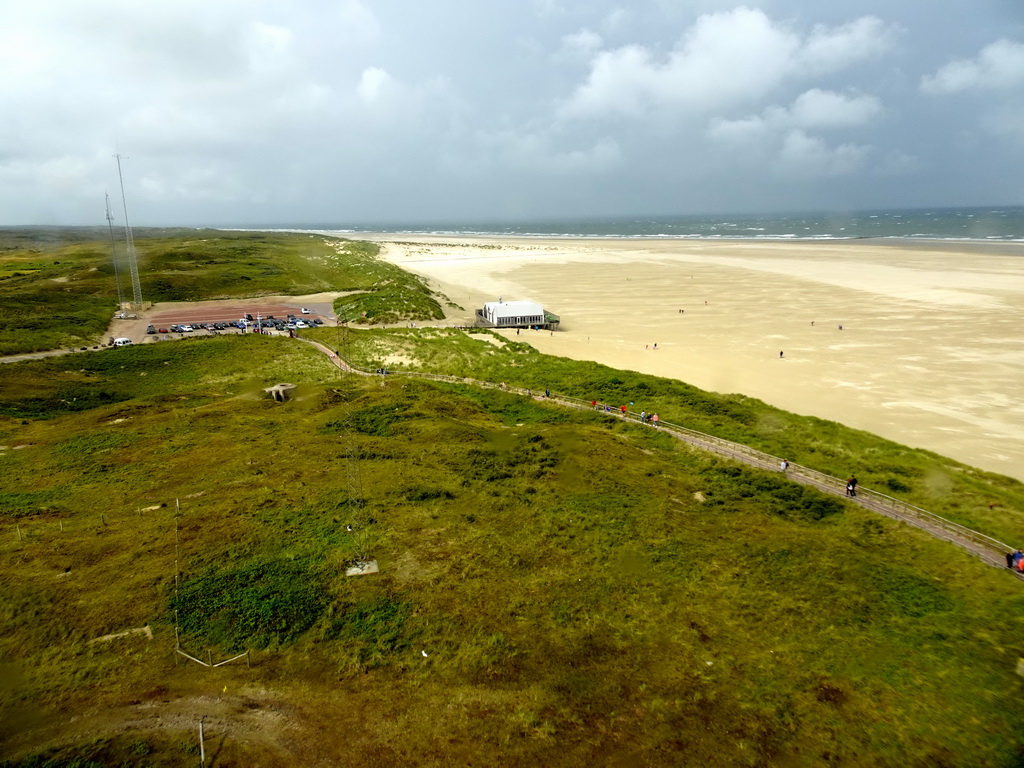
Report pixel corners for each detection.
[310,325,1024,545]
[2,334,1024,767]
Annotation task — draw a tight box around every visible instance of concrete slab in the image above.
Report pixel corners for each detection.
[346,560,379,577]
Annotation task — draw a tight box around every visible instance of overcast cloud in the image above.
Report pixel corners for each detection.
[1,0,1022,226]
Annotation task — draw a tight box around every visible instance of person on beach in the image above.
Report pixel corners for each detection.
[780,350,784,358]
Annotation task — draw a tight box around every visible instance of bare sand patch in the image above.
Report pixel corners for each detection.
[372,235,1024,481]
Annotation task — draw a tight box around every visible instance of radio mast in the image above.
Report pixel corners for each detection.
[114,154,144,310]
[104,193,126,318]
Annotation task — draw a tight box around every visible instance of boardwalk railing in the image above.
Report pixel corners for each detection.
[300,337,1017,569]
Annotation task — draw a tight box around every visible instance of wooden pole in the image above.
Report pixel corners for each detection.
[207,649,213,667]
[16,524,22,541]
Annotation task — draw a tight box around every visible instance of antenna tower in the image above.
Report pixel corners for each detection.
[114,154,144,310]
[104,193,126,317]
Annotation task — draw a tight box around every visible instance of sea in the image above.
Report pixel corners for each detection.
[290,205,1024,242]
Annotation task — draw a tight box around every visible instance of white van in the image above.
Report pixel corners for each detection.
[113,337,133,347]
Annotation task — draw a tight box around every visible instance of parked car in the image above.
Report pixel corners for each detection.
[313,318,323,325]
[180,325,194,332]
[294,320,309,329]
[113,337,133,347]
[301,307,311,314]
[146,325,156,334]
[158,327,169,334]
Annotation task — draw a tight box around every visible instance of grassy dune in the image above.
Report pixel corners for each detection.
[1,334,1024,767]
[310,325,1024,545]
[0,229,442,355]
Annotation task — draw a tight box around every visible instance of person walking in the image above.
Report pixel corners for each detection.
[846,475,858,497]
[652,413,659,427]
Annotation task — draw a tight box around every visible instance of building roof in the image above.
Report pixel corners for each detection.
[483,300,543,315]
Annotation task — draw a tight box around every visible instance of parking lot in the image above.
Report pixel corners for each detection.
[105,296,341,345]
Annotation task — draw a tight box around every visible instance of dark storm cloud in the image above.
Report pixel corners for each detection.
[1,0,1022,225]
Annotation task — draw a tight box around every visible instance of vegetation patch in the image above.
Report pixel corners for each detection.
[172,557,331,651]
[328,595,417,668]
[0,490,58,520]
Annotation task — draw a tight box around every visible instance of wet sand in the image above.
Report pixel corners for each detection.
[367,235,1024,482]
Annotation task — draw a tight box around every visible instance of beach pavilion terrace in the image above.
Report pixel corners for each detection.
[476,299,560,330]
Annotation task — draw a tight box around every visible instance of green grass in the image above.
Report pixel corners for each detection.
[2,334,1024,766]
[309,325,1024,545]
[0,229,447,355]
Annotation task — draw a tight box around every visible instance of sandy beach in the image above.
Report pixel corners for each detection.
[364,234,1024,482]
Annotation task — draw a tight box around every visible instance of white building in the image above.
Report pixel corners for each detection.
[480,300,546,328]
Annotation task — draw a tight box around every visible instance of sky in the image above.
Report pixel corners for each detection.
[2,0,1023,226]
